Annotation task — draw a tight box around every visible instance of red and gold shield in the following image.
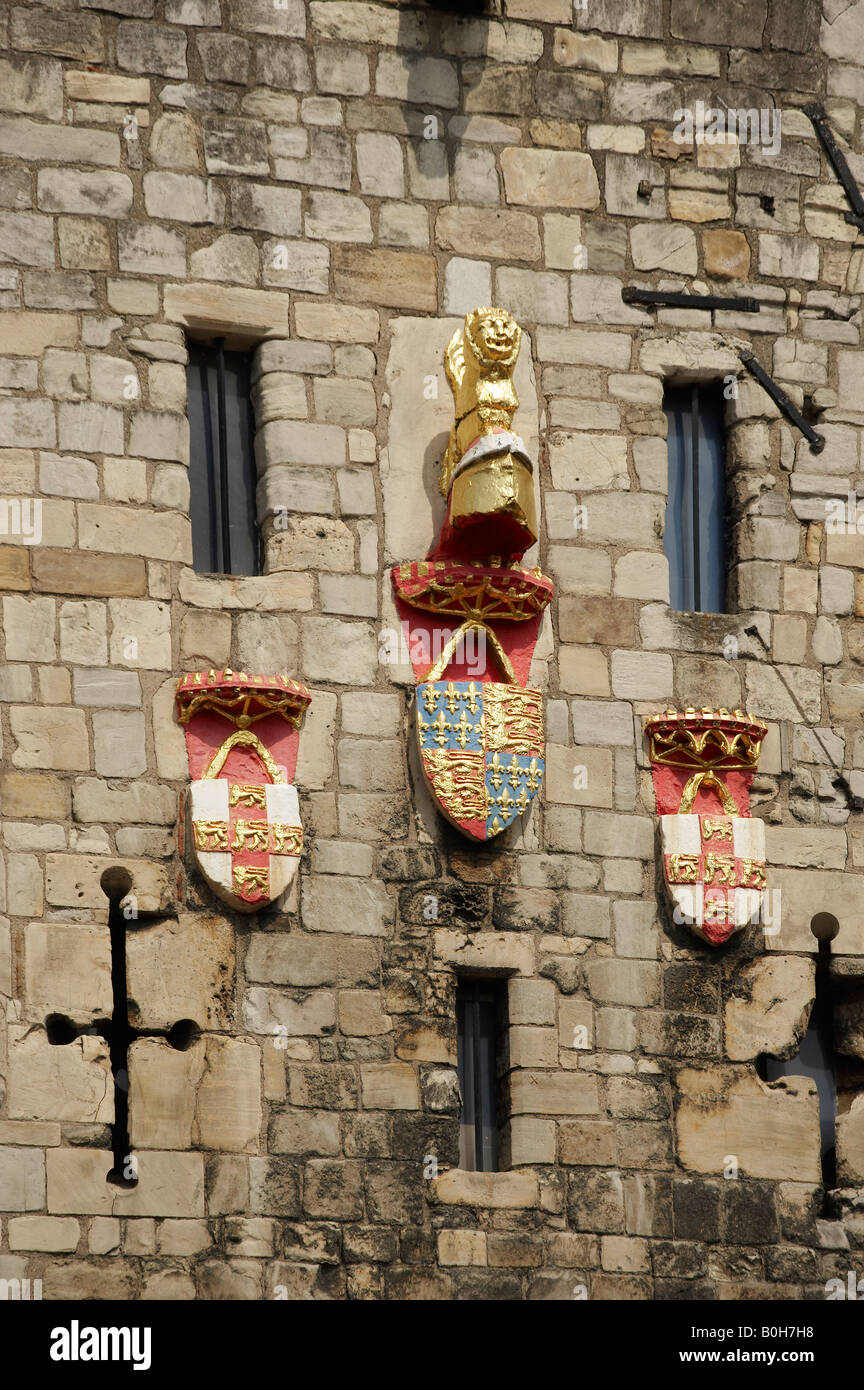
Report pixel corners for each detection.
[176,671,310,912]
[646,708,768,945]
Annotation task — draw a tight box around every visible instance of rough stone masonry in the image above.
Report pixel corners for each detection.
[1,0,864,1301]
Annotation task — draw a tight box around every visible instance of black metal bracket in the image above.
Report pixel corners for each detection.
[738,349,825,454]
[804,102,864,232]
[622,288,761,313]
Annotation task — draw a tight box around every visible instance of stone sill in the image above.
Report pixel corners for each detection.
[431,1168,538,1209]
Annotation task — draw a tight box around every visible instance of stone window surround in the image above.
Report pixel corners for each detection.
[162,286,297,586]
[433,929,562,1187]
[643,330,758,618]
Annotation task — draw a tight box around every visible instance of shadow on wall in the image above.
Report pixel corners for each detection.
[400,0,502,188]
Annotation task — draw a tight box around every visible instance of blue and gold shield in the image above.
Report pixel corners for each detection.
[416,680,544,841]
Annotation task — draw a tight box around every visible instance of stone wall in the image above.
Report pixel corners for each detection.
[1,0,864,1300]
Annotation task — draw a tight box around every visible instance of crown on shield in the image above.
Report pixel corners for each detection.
[175,670,311,730]
[645,707,767,772]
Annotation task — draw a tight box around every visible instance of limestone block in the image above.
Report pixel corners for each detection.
[126,914,235,1030]
[10,705,89,771]
[301,618,377,685]
[301,876,393,937]
[43,1262,136,1300]
[704,229,751,279]
[293,689,336,792]
[438,1229,487,1266]
[586,959,660,1007]
[8,1216,79,1253]
[433,930,535,976]
[244,987,336,1037]
[157,1219,211,1256]
[116,20,188,79]
[107,598,172,668]
[37,170,133,219]
[229,181,301,236]
[339,991,393,1037]
[432,1169,538,1208]
[303,1159,363,1219]
[766,869,864,954]
[2,771,69,821]
[4,595,55,661]
[0,210,55,269]
[337,738,403,793]
[725,957,814,1061]
[545,744,614,809]
[360,1063,419,1110]
[245,933,377,988]
[269,1109,340,1156]
[676,1069,820,1182]
[47,1148,205,1217]
[129,1038,203,1149]
[549,432,628,491]
[152,677,189,781]
[511,1028,558,1067]
[8,1025,113,1123]
[630,223,697,274]
[0,55,63,119]
[0,1148,45,1211]
[510,1071,599,1116]
[501,149,599,209]
[197,1038,262,1152]
[203,116,267,177]
[23,922,112,1021]
[333,247,436,312]
[234,612,297,672]
[836,1097,864,1184]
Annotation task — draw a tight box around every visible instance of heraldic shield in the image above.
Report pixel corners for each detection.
[417,675,544,842]
[645,707,768,946]
[176,670,311,913]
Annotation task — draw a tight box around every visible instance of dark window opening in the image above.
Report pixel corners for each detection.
[186,339,260,577]
[456,977,507,1172]
[663,382,727,614]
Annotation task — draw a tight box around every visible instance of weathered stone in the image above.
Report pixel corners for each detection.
[23,922,111,1023]
[11,707,89,771]
[143,173,223,225]
[703,229,751,279]
[9,1026,112,1125]
[38,170,132,219]
[117,21,188,79]
[725,958,814,1061]
[677,1070,820,1182]
[333,248,436,312]
[501,149,600,210]
[127,915,234,1031]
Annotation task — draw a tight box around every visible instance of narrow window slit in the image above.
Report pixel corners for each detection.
[663,382,728,614]
[456,977,507,1172]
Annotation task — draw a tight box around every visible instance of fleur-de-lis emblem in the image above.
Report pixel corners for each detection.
[430,710,449,747]
[495,785,515,816]
[422,684,439,715]
[526,757,543,792]
[489,751,503,790]
[506,753,521,789]
[444,680,461,713]
[449,709,472,749]
[464,681,481,714]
